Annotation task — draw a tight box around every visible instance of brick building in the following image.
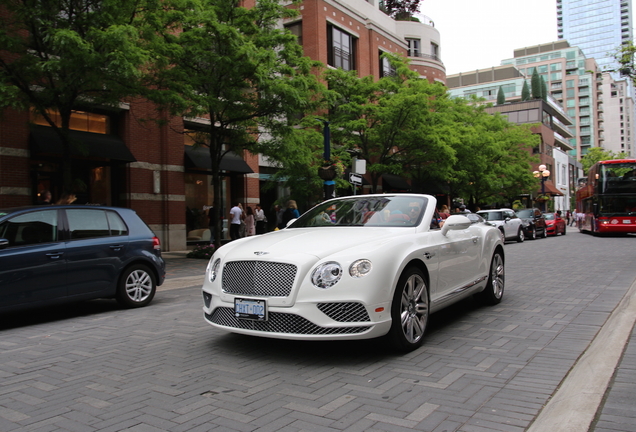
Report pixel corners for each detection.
[0,0,446,250]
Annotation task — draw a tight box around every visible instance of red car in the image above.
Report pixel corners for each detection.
[544,212,566,236]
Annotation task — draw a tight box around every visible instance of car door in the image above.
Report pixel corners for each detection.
[533,208,546,234]
[64,208,129,298]
[0,209,66,309]
[430,220,480,305]
[503,210,518,238]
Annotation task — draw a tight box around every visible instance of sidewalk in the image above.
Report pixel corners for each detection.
[160,250,208,291]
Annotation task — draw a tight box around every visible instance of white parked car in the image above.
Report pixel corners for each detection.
[202,194,505,351]
[477,208,525,242]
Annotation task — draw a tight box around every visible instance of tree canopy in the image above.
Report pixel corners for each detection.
[446,97,540,208]
[144,0,327,246]
[382,0,421,19]
[580,147,631,173]
[324,54,456,193]
[0,0,155,191]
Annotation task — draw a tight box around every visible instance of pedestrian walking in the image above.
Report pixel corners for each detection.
[229,202,242,240]
[245,206,256,237]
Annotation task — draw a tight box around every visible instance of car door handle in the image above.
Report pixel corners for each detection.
[110,245,124,251]
[46,252,64,259]
[424,252,435,259]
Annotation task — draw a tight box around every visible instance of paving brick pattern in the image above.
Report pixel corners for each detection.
[0,231,635,431]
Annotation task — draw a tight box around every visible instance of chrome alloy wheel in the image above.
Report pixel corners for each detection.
[490,253,505,300]
[125,269,153,302]
[400,273,429,344]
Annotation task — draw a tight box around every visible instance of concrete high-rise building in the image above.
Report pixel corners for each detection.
[601,72,635,156]
[500,41,602,158]
[557,0,634,74]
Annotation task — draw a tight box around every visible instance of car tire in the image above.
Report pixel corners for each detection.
[387,267,428,352]
[562,226,566,235]
[516,227,525,242]
[541,228,547,238]
[528,227,536,240]
[116,264,157,308]
[478,251,505,305]
[498,227,505,241]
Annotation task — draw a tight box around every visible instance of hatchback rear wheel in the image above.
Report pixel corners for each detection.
[116,264,156,308]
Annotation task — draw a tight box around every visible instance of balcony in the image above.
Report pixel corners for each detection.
[553,133,574,151]
[552,119,574,138]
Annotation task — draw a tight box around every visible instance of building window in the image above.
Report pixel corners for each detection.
[285,21,302,46]
[379,51,395,77]
[406,38,420,57]
[30,109,111,134]
[430,42,439,60]
[328,25,355,71]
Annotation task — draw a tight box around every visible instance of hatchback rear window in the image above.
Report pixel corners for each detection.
[67,209,128,239]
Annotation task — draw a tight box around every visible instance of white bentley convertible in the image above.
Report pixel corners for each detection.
[202,194,505,351]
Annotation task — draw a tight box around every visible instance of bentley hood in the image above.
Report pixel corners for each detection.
[218,227,408,263]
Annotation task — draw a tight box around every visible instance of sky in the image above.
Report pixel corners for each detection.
[419,0,558,75]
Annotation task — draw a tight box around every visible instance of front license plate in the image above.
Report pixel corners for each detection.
[234,298,267,321]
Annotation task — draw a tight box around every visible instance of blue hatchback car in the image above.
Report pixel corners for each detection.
[0,205,165,312]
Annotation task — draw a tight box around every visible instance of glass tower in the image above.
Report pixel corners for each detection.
[557,0,633,73]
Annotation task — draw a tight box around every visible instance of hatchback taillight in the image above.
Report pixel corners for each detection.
[152,236,161,251]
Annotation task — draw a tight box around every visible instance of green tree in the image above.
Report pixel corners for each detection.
[531,68,542,99]
[448,97,540,208]
[496,86,506,105]
[580,147,630,173]
[146,0,327,246]
[521,80,530,101]
[324,53,456,193]
[382,0,421,19]
[612,42,636,83]
[540,75,548,100]
[0,0,155,192]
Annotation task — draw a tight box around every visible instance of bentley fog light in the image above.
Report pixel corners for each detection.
[349,259,372,278]
[311,262,342,288]
[208,258,221,282]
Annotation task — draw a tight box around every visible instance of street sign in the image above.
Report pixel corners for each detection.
[349,173,362,185]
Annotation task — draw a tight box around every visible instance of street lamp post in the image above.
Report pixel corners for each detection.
[316,119,335,201]
[533,164,550,212]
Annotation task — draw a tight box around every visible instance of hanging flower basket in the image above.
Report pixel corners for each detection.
[534,194,550,203]
[318,165,338,180]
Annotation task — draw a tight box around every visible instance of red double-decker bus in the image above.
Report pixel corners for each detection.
[575,159,636,235]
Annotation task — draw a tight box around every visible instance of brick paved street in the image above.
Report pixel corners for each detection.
[1,230,635,431]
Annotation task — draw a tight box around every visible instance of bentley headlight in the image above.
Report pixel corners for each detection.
[349,259,372,278]
[208,258,221,282]
[311,262,342,288]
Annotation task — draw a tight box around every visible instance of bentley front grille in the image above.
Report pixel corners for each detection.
[222,261,297,297]
[206,308,372,335]
[317,302,371,322]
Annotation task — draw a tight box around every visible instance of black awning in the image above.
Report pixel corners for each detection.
[184,145,253,174]
[30,125,136,162]
[382,173,411,191]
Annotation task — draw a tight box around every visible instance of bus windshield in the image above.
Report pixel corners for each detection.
[599,162,636,194]
[598,196,636,216]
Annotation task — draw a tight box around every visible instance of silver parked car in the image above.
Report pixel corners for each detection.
[477,208,525,242]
